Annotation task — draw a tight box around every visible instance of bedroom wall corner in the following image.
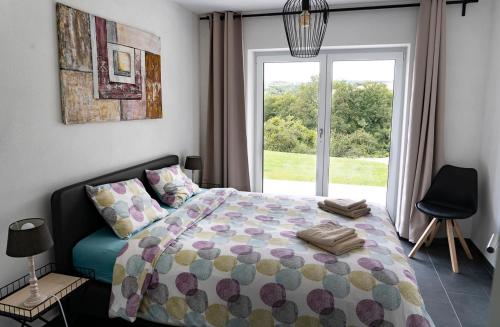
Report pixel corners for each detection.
[472,0,500,267]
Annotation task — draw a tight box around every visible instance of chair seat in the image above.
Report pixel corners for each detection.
[416,201,475,219]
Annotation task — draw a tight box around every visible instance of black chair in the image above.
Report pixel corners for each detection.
[408,165,478,273]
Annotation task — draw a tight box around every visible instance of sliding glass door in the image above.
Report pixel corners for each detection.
[324,52,403,206]
[255,48,405,210]
[261,59,326,196]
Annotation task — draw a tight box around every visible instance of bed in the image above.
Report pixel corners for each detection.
[51,155,434,326]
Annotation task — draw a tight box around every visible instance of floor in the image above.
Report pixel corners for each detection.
[401,238,493,327]
[263,179,387,204]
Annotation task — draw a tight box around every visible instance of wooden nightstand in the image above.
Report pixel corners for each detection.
[0,264,89,327]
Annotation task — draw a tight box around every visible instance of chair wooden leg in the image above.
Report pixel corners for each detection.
[425,220,441,247]
[446,220,459,273]
[409,218,438,258]
[453,220,473,260]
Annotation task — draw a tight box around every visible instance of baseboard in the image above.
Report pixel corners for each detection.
[430,237,495,277]
[469,240,495,277]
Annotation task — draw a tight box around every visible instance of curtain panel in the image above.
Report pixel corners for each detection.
[397,0,446,242]
[202,12,251,191]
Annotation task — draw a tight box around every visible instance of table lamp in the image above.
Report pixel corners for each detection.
[184,156,203,186]
[6,218,54,308]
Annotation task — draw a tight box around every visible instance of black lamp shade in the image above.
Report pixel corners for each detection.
[6,218,54,258]
[283,0,330,58]
[185,156,202,171]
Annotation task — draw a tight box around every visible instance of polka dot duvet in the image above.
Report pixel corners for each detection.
[109,188,434,327]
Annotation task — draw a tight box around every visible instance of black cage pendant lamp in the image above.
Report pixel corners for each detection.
[283,0,330,58]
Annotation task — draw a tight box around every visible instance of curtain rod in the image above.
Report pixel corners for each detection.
[199,0,478,20]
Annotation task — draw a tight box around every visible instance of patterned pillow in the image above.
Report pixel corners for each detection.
[146,165,200,208]
[86,178,168,239]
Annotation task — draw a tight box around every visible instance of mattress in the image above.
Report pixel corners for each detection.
[73,227,126,283]
[108,188,435,326]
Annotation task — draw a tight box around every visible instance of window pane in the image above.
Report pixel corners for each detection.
[328,60,395,204]
[263,62,320,196]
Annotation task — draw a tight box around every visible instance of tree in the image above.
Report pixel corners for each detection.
[264,93,298,122]
[264,76,319,129]
[289,76,319,130]
[330,129,382,158]
[263,78,394,158]
[331,81,393,156]
[264,116,316,154]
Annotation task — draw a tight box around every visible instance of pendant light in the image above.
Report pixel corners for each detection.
[283,0,330,58]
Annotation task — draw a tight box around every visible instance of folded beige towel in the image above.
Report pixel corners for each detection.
[313,235,365,255]
[296,222,356,247]
[330,205,371,217]
[297,222,365,255]
[318,202,371,219]
[325,198,367,211]
[325,201,368,212]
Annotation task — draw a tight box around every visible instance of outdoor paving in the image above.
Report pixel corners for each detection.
[263,179,387,204]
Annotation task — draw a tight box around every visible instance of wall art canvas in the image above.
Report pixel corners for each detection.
[56,3,162,124]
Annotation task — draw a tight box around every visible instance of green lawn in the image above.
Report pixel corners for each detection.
[264,150,388,187]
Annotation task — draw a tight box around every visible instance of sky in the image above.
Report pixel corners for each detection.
[264,60,396,84]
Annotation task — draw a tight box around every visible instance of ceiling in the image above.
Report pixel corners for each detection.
[170,0,417,15]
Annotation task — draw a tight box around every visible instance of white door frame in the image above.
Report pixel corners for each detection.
[253,46,407,217]
[325,50,406,218]
[255,54,327,195]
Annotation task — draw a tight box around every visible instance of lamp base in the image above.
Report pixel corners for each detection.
[22,256,47,308]
[23,293,47,308]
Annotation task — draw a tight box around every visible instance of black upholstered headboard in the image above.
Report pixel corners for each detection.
[51,155,179,274]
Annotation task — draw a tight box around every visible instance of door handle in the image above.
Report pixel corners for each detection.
[319,128,324,139]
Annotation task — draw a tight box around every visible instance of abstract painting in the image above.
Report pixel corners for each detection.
[56,3,162,124]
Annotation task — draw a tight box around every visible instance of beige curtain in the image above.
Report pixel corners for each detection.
[397,0,446,242]
[202,12,251,191]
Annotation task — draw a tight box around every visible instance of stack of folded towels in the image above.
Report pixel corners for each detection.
[297,222,365,255]
[318,198,371,219]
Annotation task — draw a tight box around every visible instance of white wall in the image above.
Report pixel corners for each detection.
[200,1,491,240]
[440,1,492,240]
[0,0,200,309]
[473,0,500,266]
